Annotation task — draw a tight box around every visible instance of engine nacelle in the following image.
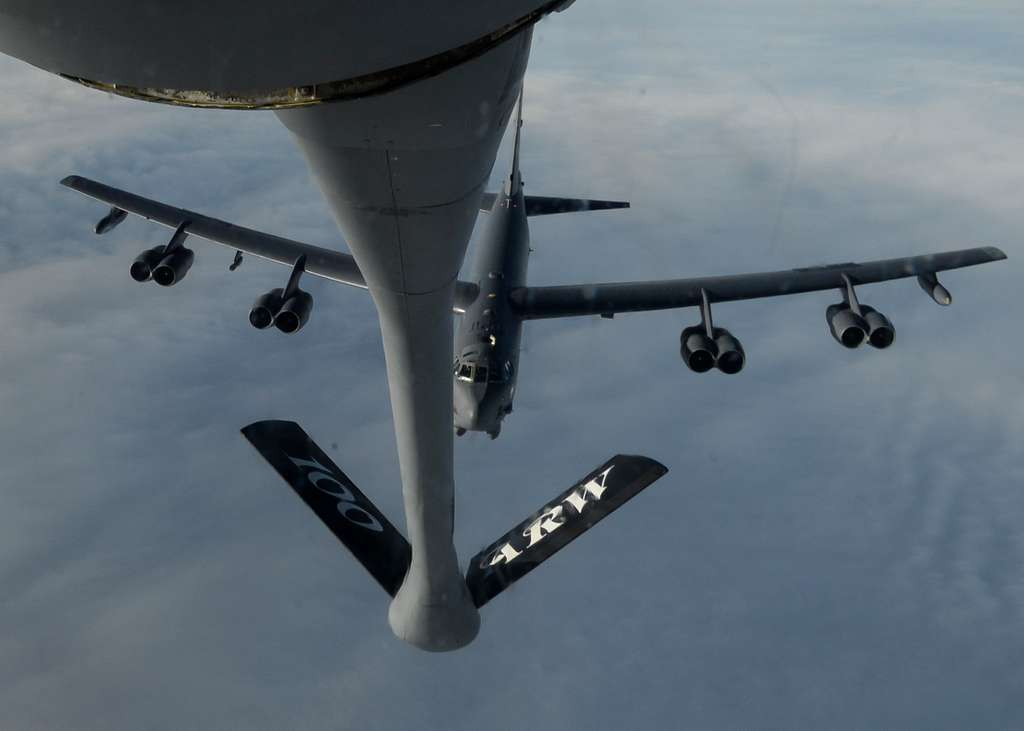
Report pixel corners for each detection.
[680,325,717,373]
[275,289,313,334]
[826,303,868,348]
[713,328,745,374]
[249,288,284,330]
[152,247,195,286]
[860,305,895,349]
[130,246,167,282]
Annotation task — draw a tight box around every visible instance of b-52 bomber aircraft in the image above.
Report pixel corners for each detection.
[450,98,1007,439]
[62,96,1005,651]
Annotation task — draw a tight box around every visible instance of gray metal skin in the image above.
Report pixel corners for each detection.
[274,31,534,652]
[5,1,1006,654]
[2,3,542,651]
[0,0,563,93]
[453,122,530,440]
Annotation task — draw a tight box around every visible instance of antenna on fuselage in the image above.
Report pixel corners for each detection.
[507,90,524,197]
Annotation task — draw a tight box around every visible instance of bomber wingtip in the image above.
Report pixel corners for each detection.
[59,174,79,187]
[989,246,1008,261]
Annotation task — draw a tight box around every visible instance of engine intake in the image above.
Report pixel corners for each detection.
[275,290,313,334]
[249,288,284,330]
[860,305,895,349]
[826,303,868,348]
[713,328,745,374]
[130,246,166,283]
[152,247,195,286]
[680,325,716,373]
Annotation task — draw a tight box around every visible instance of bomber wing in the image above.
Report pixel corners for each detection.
[61,175,481,311]
[509,247,1006,319]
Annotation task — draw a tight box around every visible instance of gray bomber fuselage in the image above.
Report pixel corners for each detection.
[454,180,530,438]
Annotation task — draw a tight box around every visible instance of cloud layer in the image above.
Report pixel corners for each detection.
[1,2,1023,729]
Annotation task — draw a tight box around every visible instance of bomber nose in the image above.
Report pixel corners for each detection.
[453,387,478,429]
[459,404,477,428]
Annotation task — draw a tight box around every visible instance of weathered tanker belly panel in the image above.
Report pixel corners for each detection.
[0,0,556,95]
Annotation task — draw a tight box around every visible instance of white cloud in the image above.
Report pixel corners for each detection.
[1,3,1023,729]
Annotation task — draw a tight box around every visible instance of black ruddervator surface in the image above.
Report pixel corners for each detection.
[466,455,668,608]
[478,192,630,216]
[242,420,411,597]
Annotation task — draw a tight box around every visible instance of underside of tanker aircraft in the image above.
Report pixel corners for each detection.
[0,0,1006,651]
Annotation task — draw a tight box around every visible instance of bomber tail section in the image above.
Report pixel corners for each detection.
[508,90,524,196]
[483,87,629,216]
[466,454,668,607]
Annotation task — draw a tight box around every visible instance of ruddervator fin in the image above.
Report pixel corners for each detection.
[465,454,668,608]
[242,420,411,597]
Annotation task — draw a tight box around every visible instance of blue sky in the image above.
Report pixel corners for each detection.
[1,2,1023,728]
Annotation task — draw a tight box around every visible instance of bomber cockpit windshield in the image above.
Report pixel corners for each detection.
[454,357,507,384]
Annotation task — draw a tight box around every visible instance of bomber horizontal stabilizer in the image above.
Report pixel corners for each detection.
[523,195,630,216]
[465,454,668,607]
[479,192,630,216]
[242,420,411,597]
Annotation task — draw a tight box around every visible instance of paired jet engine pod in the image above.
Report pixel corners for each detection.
[250,288,314,334]
[130,245,196,285]
[152,247,195,286]
[827,274,896,350]
[249,255,313,334]
[680,289,746,374]
[679,325,746,374]
[129,221,194,286]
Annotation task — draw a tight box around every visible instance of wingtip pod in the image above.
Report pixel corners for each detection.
[914,246,1007,305]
